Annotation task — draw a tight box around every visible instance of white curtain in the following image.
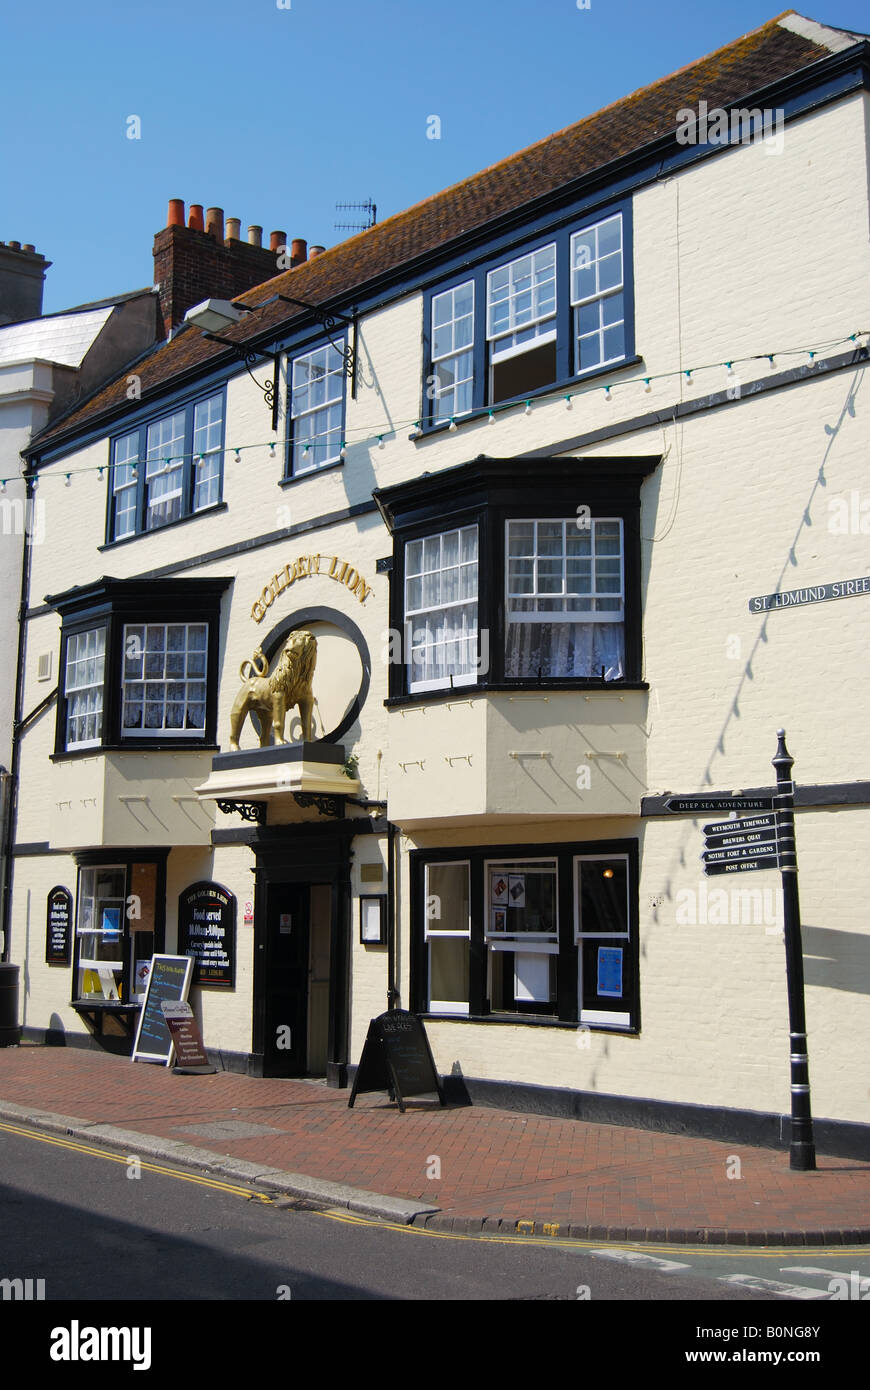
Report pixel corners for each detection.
[505,621,623,679]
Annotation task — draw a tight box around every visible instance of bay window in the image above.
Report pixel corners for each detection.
[376,455,655,699]
[50,577,229,755]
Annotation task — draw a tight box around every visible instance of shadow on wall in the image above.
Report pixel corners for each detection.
[802,925,870,995]
[46,1012,66,1045]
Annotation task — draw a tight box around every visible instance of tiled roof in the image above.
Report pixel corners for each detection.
[30,11,863,454]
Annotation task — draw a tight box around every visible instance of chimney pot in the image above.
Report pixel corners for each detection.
[309,245,326,259]
[8,241,21,251]
[206,207,224,241]
[247,225,263,247]
[167,198,185,228]
[269,230,286,252]
[225,217,241,242]
[22,244,36,253]
[189,204,205,232]
[291,238,308,266]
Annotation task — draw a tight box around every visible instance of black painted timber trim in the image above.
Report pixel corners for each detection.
[642,779,870,816]
[211,741,346,772]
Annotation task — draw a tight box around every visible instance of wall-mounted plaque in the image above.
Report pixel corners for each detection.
[46,886,72,966]
[177,882,236,989]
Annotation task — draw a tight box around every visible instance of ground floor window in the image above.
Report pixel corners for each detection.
[73,859,164,1003]
[413,839,638,1028]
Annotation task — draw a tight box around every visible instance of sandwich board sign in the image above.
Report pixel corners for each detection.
[132,955,193,1066]
[348,1010,445,1112]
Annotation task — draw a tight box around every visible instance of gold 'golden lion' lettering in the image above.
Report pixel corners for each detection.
[229,631,317,750]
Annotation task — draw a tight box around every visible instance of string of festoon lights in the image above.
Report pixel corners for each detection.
[4,329,867,491]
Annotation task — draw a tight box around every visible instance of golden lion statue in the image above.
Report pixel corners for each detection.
[229,631,317,750]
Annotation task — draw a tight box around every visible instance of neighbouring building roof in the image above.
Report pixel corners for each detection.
[0,305,115,369]
[29,10,869,455]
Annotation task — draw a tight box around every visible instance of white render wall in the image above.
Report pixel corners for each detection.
[10,92,870,1123]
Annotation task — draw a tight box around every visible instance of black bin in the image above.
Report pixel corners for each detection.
[0,963,21,1046]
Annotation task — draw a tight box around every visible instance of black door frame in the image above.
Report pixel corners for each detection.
[251,824,353,1087]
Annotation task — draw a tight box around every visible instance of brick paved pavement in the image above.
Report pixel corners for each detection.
[1,1045,868,1242]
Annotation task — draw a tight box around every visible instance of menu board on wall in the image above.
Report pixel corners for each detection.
[45,887,72,966]
[177,882,236,989]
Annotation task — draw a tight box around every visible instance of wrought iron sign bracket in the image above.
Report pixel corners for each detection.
[204,335,280,429]
[293,791,346,818]
[217,799,267,825]
[274,295,358,398]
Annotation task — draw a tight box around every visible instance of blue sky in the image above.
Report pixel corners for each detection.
[6,1,869,315]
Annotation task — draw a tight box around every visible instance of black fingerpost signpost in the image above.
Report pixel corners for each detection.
[348,1009,445,1112]
[666,733,816,1172]
[773,729,816,1171]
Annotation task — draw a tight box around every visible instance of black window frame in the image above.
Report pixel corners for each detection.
[410,837,639,1031]
[283,333,348,482]
[106,385,227,544]
[49,577,231,758]
[421,197,635,432]
[374,455,658,701]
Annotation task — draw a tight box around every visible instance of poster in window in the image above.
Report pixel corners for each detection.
[134,959,152,1002]
[177,882,236,989]
[597,946,623,998]
[491,908,507,933]
[490,874,509,906]
[508,874,526,908]
[101,907,121,937]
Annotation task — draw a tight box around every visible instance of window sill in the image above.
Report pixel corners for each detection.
[51,744,219,763]
[386,681,648,709]
[415,355,644,438]
[281,459,345,487]
[99,502,227,550]
[420,1011,637,1034]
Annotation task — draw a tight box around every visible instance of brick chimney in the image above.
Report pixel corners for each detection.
[0,241,52,326]
[152,199,286,335]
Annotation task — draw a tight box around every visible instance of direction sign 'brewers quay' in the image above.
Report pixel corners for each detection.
[2,12,869,1164]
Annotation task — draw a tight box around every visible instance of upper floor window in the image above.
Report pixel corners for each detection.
[506,518,624,679]
[108,390,225,543]
[65,627,106,749]
[487,244,557,403]
[121,623,208,736]
[405,525,478,692]
[287,341,346,476]
[423,205,631,426]
[375,455,656,699]
[48,578,230,756]
[431,285,474,423]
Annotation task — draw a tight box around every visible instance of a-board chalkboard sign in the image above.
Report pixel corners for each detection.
[348,1009,445,1112]
[177,882,236,988]
[45,886,72,966]
[132,955,193,1066]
